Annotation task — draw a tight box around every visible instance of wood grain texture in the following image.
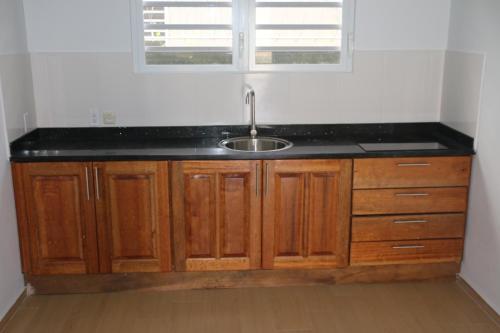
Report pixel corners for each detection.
[11,164,31,274]
[171,161,262,272]
[353,156,472,189]
[263,160,352,269]
[94,161,171,273]
[351,213,466,242]
[352,187,469,215]
[17,162,99,275]
[350,239,464,266]
[25,262,461,295]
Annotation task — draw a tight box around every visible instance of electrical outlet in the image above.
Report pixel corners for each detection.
[89,108,100,127]
[102,111,116,125]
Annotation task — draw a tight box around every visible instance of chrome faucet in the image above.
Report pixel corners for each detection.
[245,87,257,138]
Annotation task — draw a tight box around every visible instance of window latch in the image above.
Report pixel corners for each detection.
[239,32,245,58]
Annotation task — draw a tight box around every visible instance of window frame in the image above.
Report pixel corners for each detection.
[131,0,355,73]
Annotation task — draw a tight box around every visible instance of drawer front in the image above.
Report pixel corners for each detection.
[350,239,464,265]
[351,214,466,242]
[353,157,471,189]
[352,187,468,215]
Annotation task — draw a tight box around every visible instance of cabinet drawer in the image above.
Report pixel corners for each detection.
[352,187,468,215]
[350,239,464,265]
[351,214,466,242]
[353,157,471,189]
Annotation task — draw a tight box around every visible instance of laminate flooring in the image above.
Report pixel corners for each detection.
[2,280,499,333]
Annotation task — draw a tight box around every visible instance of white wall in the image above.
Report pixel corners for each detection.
[441,51,484,137]
[0,0,36,141]
[0,0,30,320]
[22,0,451,127]
[446,0,500,314]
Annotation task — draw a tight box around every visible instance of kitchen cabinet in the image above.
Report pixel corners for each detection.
[171,161,262,271]
[94,162,171,273]
[262,160,352,269]
[351,156,471,266]
[11,155,472,281]
[12,161,171,275]
[12,163,99,275]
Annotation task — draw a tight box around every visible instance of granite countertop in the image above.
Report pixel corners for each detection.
[9,123,475,162]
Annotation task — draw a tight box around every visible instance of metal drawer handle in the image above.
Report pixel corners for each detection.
[255,163,259,196]
[264,163,269,195]
[84,167,90,200]
[395,193,429,197]
[392,245,425,249]
[393,219,429,224]
[397,163,431,167]
[94,167,100,201]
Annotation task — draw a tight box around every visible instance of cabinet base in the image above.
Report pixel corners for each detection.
[26,263,460,295]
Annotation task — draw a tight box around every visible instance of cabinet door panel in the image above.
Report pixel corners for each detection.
[220,173,250,258]
[172,161,261,271]
[185,174,216,259]
[307,173,339,256]
[18,163,98,275]
[263,160,352,269]
[275,174,305,257]
[96,161,170,273]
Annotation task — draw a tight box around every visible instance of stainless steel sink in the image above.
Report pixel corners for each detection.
[219,137,293,152]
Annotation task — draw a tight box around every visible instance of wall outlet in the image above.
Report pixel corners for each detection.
[102,111,117,125]
[89,108,100,127]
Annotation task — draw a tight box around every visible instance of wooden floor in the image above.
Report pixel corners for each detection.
[2,281,499,333]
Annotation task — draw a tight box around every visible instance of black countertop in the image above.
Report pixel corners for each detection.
[9,123,475,162]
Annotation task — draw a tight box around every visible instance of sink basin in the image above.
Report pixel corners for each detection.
[219,137,293,152]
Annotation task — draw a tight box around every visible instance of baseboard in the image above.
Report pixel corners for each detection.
[26,262,459,295]
[0,289,27,333]
[456,276,500,328]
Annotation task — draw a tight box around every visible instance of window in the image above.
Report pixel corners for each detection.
[131,0,355,72]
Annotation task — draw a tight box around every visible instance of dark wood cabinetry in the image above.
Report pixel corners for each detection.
[12,163,99,275]
[94,162,171,273]
[171,161,261,271]
[13,161,171,275]
[262,160,352,269]
[351,156,471,266]
[11,156,472,283]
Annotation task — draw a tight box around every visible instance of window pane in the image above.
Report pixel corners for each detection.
[256,30,341,48]
[145,30,232,48]
[142,1,233,65]
[146,52,232,65]
[256,8,341,25]
[255,0,343,65]
[256,51,340,65]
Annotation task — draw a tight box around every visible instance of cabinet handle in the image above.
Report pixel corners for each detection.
[397,163,431,167]
[395,193,429,197]
[392,245,425,249]
[255,163,259,196]
[94,167,101,200]
[84,167,90,200]
[264,163,269,195]
[393,219,429,224]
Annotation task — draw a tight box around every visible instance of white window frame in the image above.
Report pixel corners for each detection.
[131,0,355,73]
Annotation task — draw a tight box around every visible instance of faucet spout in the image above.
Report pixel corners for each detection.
[245,87,257,138]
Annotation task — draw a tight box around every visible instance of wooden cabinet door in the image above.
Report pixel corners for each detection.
[172,161,262,271]
[262,160,352,269]
[94,161,171,273]
[15,162,99,275]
